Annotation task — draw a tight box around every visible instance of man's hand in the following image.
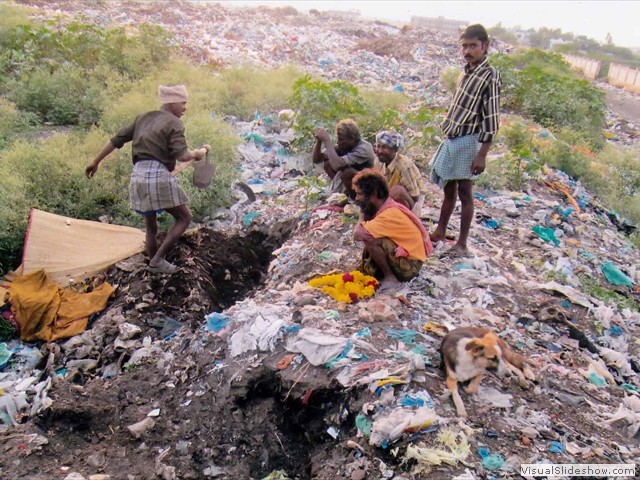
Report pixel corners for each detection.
[314,128,331,143]
[85,162,99,179]
[470,153,486,175]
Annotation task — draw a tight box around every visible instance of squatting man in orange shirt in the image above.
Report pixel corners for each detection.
[352,169,432,292]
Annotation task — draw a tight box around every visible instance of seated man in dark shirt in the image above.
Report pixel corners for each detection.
[312,118,375,198]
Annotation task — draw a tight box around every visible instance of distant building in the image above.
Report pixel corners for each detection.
[410,16,468,35]
[321,9,361,20]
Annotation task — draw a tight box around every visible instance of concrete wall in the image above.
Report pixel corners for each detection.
[563,55,640,94]
[563,54,601,79]
[608,63,640,94]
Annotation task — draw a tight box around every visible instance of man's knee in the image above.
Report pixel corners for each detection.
[389,185,414,210]
[362,236,383,251]
[457,180,474,203]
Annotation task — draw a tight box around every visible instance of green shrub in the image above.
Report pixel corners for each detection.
[355,88,408,142]
[0,3,35,32]
[209,64,303,120]
[586,145,640,226]
[0,97,36,149]
[0,21,176,126]
[491,50,606,149]
[7,65,105,125]
[539,139,592,181]
[439,67,460,93]
[0,172,31,273]
[289,75,367,150]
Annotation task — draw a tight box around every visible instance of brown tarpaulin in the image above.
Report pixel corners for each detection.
[21,209,145,286]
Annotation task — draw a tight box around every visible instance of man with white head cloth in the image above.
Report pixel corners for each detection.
[86,84,210,274]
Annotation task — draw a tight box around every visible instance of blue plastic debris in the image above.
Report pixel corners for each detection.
[281,324,301,335]
[454,263,473,271]
[608,325,623,337]
[549,441,565,453]
[588,371,606,386]
[482,218,500,229]
[205,312,232,332]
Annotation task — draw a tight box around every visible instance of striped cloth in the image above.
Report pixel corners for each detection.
[429,134,481,189]
[440,58,501,143]
[129,160,189,214]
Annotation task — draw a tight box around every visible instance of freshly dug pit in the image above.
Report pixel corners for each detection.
[103,221,297,334]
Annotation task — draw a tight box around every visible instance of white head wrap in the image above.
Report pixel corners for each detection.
[158,84,188,104]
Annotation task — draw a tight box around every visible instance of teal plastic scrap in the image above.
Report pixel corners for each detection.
[579,250,597,261]
[355,327,372,337]
[622,383,640,394]
[600,262,634,287]
[243,132,265,145]
[532,225,560,246]
[326,340,355,368]
[355,413,372,436]
[242,212,261,226]
[478,448,505,470]
[387,328,419,345]
[454,263,473,271]
[588,371,606,386]
[0,343,12,369]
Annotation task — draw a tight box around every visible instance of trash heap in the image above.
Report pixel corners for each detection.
[2,110,639,479]
[23,0,512,102]
[1,2,639,480]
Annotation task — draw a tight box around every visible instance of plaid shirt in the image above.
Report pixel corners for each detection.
[376,154,426,199]
[441,57,501,143]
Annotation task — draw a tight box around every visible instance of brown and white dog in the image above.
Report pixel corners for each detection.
[440,326,536,417]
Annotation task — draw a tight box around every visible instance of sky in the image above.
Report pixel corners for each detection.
[219,0,640,48]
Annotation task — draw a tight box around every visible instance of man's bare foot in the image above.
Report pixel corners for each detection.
[429,232,447,243]
[442,244,472,258]
[378,279,403,293]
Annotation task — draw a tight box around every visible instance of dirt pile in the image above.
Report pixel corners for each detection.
[1,2,640,480]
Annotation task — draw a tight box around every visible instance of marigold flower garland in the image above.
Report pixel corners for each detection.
[308,270,379,303]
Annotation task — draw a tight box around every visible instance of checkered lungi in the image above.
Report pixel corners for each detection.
[129,160,189,214]
[429,134,481,189]
[360,238,423,282]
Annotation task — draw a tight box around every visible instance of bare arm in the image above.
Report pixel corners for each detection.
[354,222,374,242]
[85,141,116,178]
[322,142,348,172]
[312,137,324,164]
[313,128,347,171]
[471,140,492,175]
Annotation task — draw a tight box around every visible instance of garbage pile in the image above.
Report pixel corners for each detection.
[23,0,512,102]
[1,2,639,480]
[2,109,639,479]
